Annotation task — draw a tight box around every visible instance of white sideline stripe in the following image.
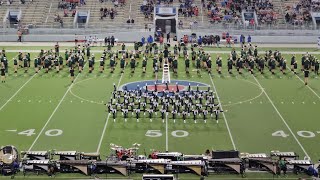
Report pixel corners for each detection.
[96,73,124,153]
[165,113,168,151]
[209,74,237,150]
[27,64,85,151]
[0,74,36,111]
[252,75,310,159]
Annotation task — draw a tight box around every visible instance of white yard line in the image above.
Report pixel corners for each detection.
[252,75,310,159]
[0,74,37,111]
[96,73,124,153]
[209,74,237,150]
[165,113,168,152]
[27,65,85,151]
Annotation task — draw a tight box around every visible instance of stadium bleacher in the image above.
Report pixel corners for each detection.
[0,0,319,30]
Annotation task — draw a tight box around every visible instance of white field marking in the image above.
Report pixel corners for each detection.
[6,130,17,132]
[317,131,320,134]
[166,112,168,151]
[69,77,103,105]
[252,75,310,159]
[223,91,263,107]
[209,74,236,150]
[96,73,124,153]
[27,63,86,151]
[0,74,36,111]
[223,77,264,107]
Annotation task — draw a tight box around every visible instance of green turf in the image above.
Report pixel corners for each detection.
[0,47,320,179]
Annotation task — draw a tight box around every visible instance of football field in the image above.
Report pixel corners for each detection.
[0,44,320,179]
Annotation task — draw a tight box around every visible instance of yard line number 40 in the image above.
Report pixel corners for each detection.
[272,130,320,138]
[18,129,63,137]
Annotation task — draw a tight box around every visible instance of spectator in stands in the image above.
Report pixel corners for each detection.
[110,9,115,19]
[114,0,119,7]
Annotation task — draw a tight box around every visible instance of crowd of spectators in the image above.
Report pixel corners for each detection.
[203,0,277,25]
[178,0,200,17]
[284,0,313,26]
[100,0,125,6]
[253,0,277,25]
[141,0,155,20]
[311,0,320,11]
[203,0,242,25]
[100,7,117,20]
[0,0,30,5]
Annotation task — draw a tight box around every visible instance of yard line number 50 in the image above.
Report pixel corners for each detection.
[18,129,63,137]
[145,130,189,138]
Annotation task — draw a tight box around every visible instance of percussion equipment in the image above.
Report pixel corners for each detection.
[156,152,183,161]
[247,157,278,174]
[208,158,244,174]
[288,159,313,174]
[0,145,19,165]
[21,151,50,160]
[54,151,78,160]
[271,151,298,160]
[80,152,100,160]
[169,160,206,176]
[135,159,171,174]
[22,160,55,175]
[58,160,93,175]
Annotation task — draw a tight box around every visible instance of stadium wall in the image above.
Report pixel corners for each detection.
[0,28,318,44]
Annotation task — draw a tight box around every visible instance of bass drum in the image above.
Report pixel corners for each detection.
[0,145,19,165]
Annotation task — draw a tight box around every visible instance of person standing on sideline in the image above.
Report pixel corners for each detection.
[166,32,170,43]
[247,35,252,44]
[17,30,22,42]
